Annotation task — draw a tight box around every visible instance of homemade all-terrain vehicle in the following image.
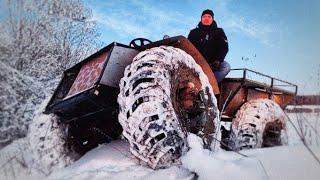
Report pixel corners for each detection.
[44,36,297,169]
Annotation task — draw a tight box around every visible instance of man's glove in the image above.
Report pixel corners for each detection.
[210,61,221,71]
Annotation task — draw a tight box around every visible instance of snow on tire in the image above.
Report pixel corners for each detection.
[118,46,218,169]
[229,98,287,150]
[28,112,77,174]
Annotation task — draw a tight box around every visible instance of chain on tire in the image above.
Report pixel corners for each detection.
[118,46,218,169]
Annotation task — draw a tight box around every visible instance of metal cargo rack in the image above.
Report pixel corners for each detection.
[218,68,298,121]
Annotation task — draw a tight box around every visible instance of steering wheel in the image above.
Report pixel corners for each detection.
[129,38,152,49]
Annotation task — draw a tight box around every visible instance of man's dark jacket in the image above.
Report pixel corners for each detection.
[188,21,228,65]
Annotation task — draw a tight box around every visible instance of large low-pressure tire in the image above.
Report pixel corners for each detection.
[229,98,287,150]
[28,112,77,174]
[118,46,218,169]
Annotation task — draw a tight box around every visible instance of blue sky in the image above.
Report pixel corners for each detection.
[84,0,320,95]
[1,0,319,94]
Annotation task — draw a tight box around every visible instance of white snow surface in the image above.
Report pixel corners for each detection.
[1,111,320,180]
[48,133,320,180]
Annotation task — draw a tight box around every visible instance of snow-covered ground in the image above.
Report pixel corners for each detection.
[46,135,320,180]
[1,107,320,180]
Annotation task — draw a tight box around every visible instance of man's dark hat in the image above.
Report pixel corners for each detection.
[201,9,214,17]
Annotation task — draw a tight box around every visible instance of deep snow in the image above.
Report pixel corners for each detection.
[1,107,320,180]
[46,133,320,180]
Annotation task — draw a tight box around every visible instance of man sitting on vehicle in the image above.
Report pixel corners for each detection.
[188,9,230,82]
